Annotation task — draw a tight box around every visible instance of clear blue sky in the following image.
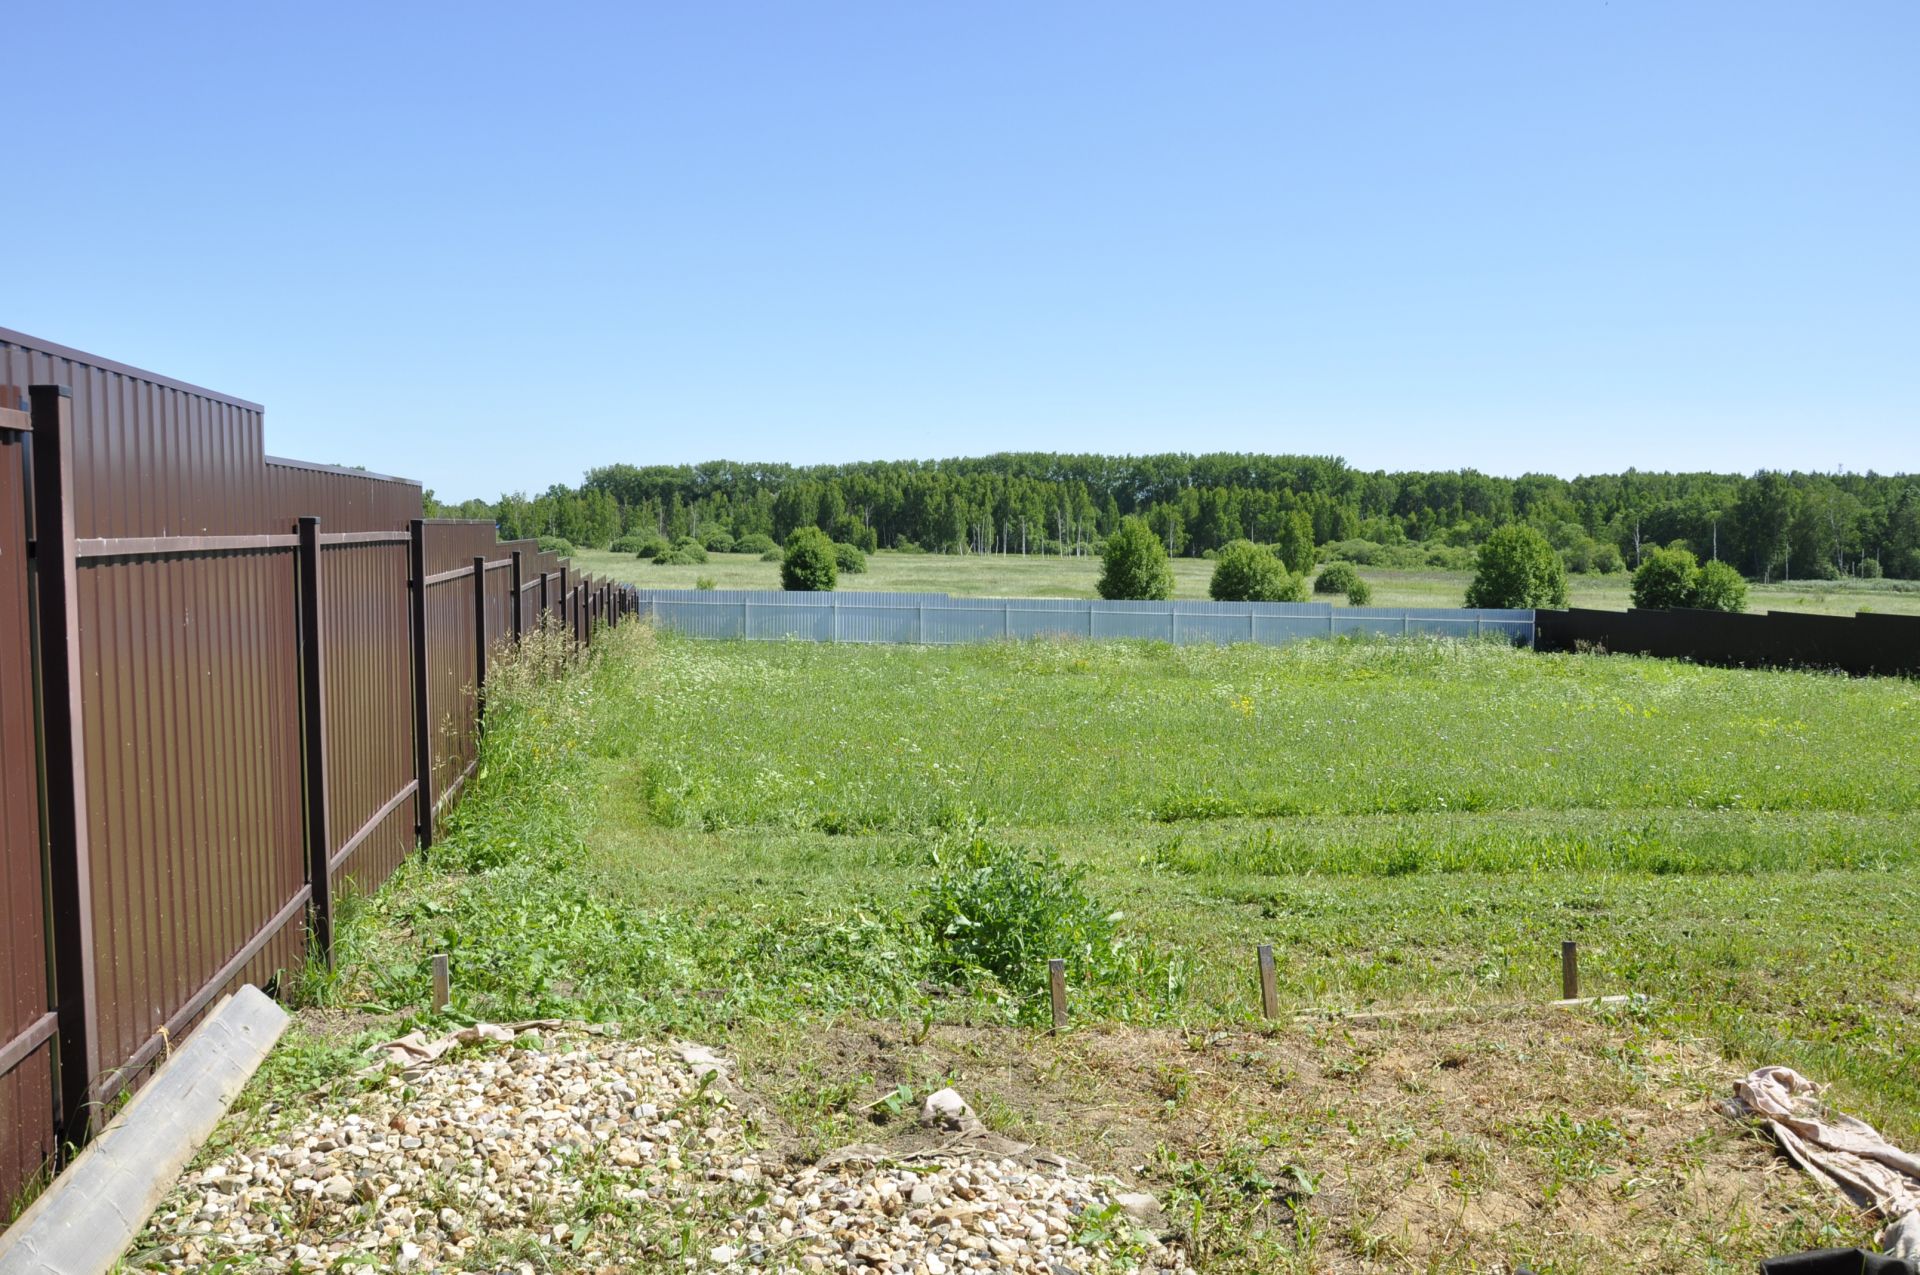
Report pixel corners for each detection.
[9,2,1915,498]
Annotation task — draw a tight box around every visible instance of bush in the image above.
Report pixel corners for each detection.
[694,575,717,591]
[700,528,736,554]
[833,542,868,574]
[608,534,648,555]
[1465,525,1568,610]
[734,533,777,556]
[1859,558,1884,580]
[1313,562,1362,596]
[892,536,927,554]
[1344,577,1373,606]
[1631,546,1749,613]
[1692,559,1749,613]
[781,526,838,591]
[1631,546,1699,609]
[1209,540,1303,603]
[1097,517,1174,601]
[759,548,784,563]
[1591,543,1624,574]
[669,537,708,563]
[536,536,575,557]
[919,839,1169,1015]
[653,548,704,566]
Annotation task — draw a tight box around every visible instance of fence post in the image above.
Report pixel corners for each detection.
[29,385,100,1144]
[296,517,334,963]
[408,519,434,851]
[558,566,569,625]
[539,570,550,621]
[472,557,488,713]
[510,551,524,644]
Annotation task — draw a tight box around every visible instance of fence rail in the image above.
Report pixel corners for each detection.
[0,332,641,1212]
[631,589,1538,648]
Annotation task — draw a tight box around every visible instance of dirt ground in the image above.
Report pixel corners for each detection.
[730,1005,1876,1273]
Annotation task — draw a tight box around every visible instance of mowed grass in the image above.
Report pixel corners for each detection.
[572,546,1920,616]
[570,634,1920,1136]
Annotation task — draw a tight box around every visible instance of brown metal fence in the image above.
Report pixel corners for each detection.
[0,332,638,1211]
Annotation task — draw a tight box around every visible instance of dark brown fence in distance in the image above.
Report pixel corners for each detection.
[0,329,639,1213]
[1535,607,1920,678]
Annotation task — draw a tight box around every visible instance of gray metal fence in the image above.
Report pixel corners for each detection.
[632,589,1536,648]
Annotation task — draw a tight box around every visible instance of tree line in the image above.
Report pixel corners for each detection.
[427,453,1920,580]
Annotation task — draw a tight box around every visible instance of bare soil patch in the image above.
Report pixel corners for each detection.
[735,1006,1874,1272]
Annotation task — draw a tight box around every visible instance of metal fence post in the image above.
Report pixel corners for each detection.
[510,551,524,643]
[295,517,333,963]
[539,570,550,621]
[408,519,434,851]
[473,557,489,716]
[29,385,100,1144]
[558,566,569,624]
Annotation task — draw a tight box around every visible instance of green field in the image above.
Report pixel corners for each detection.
[291,622,1920,1272]
[573,546,1920,616]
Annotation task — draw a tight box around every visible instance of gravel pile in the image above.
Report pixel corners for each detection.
[130,1029,1192,1274]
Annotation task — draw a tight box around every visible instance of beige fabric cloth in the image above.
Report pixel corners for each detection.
[1731,1065,1920,1261]
[369,1020,568,1070]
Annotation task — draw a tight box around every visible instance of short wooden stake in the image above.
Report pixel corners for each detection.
[1257,944,1279,1020]
[1048,959,1068,1032]
[1561,940,1579,1001]
[432,953,451,1012]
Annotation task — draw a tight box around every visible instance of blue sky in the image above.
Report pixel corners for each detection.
[8,2,1915,498]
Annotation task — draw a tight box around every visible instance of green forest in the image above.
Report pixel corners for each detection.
[429,453,1920,581]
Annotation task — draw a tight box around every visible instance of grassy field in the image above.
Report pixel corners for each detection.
[272,622,1920,1272]
[573,546,1920,616]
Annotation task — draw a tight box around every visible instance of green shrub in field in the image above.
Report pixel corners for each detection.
[1313,562,1361,596]
[695,575,717,591]
[893,536,927,553]
[1631,546,1698,608]
[609,534,647,555]
[782,526,838,591]
[1631,546,1748,613]
[734,532,777,555]
[537,536,575,557]
[1465,525,1568,610]
[834,542,868,574]
[760,547,784,563]
[654,548,704,566]
[1098,517,1173,601]
[1344,576,1373,605]
[1209,540,1305,602]
[1860,557,1884,579]
[670,537,708,563]
[701,528,736,553]
[919,839,1176,1018]
[1691,560,1749,612]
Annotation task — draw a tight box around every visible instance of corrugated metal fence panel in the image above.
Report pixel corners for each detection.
[0,329,268,538]
[633,590,1538,650]
[266,459,423,534]
[425,564,480,803]
[0,421,55,1203]
[322,541,416,893]
[75,549,307,1100]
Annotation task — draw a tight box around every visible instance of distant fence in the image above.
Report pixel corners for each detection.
[0,329,640,1208]
[631,589,1537,648]
[1535,607,1920,677]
